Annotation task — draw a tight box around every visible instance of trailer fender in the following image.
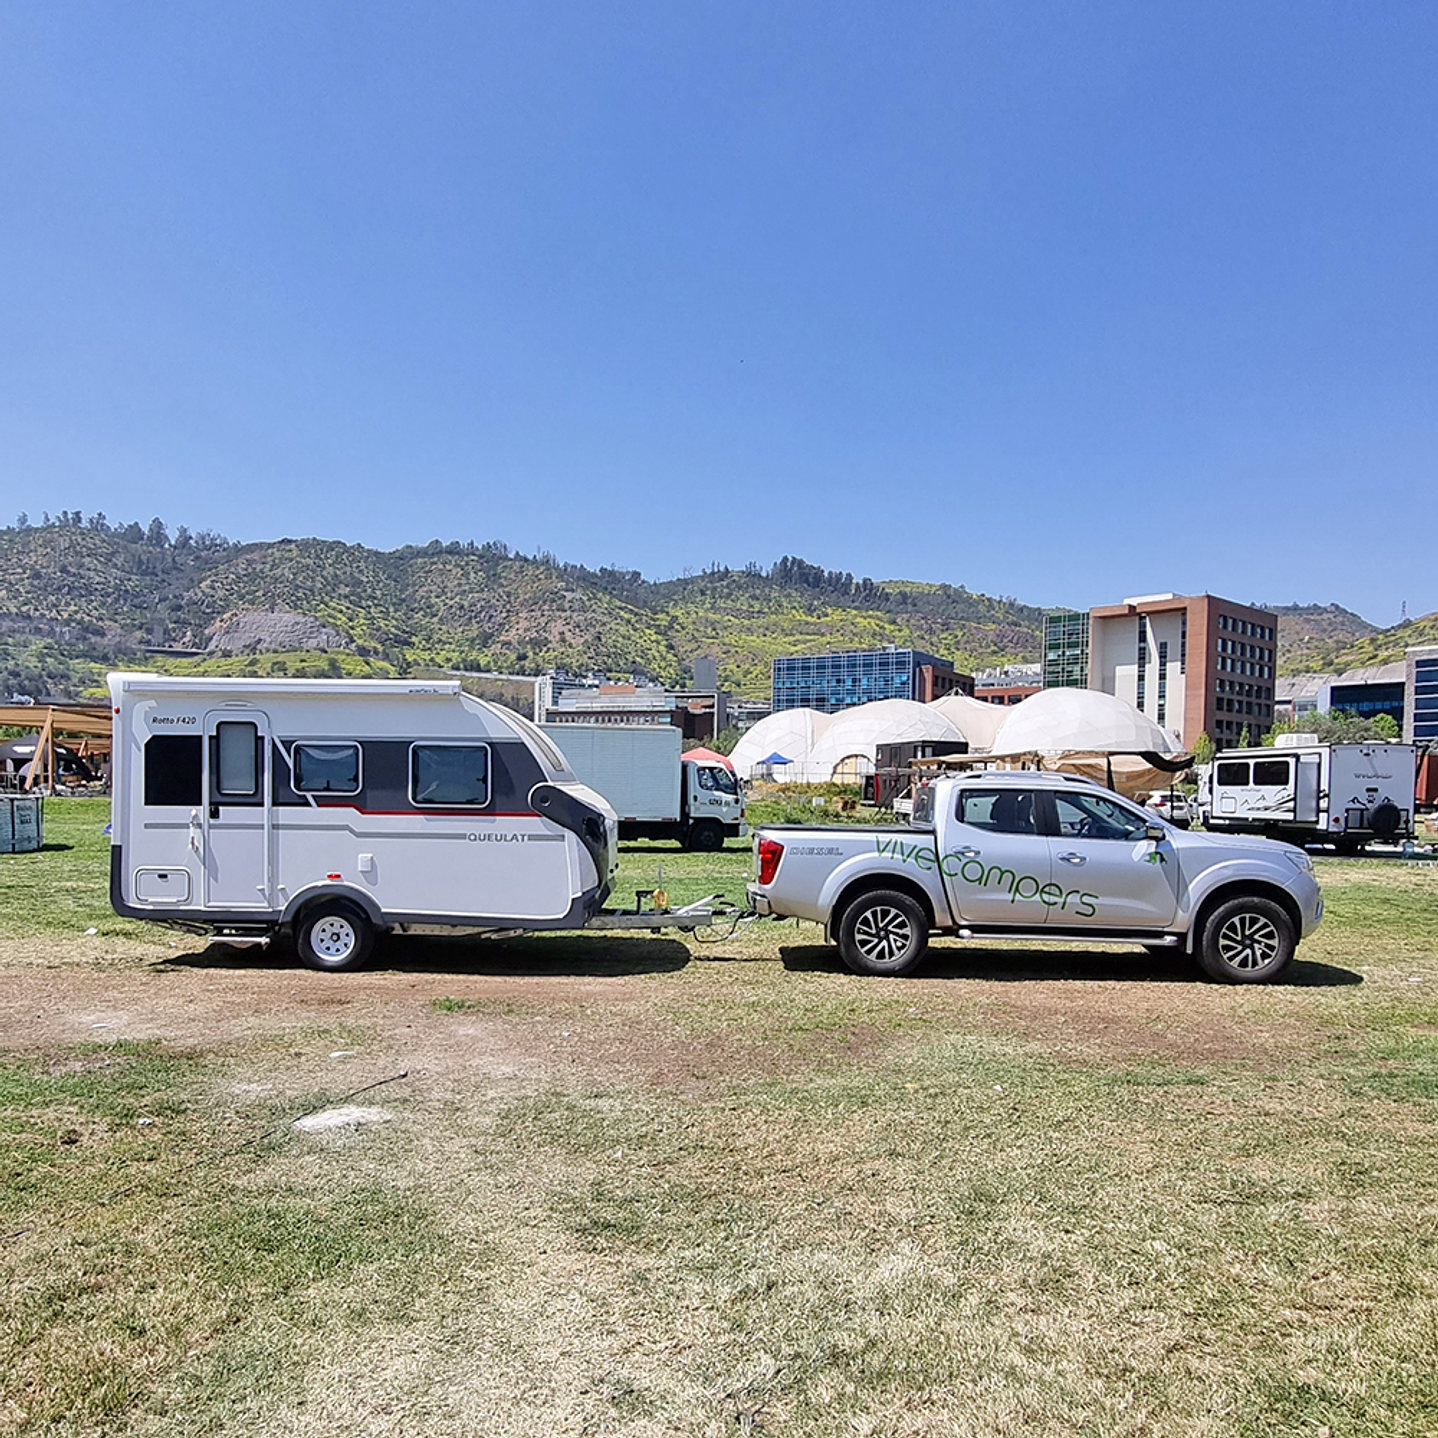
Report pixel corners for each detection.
[282,883,385,930]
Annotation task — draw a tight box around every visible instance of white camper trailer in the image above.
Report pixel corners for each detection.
[108,674,712,970]
[1203,739,1416,850]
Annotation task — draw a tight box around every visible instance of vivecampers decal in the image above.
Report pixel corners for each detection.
[874,836,1099,917]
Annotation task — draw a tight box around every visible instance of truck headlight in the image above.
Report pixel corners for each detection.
[1284,849,1314,874]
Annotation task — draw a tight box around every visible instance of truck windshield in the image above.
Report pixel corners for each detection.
[696,765,738,795]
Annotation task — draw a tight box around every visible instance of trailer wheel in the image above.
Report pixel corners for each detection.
[1196,896,1294,984]
[838,889,929,976]
[687,820,724,852]
[296,900,374,973]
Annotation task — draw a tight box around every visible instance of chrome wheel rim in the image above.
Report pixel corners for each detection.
[312,915,357,961]
[1216,912,1280,971]
[853,905,913,964]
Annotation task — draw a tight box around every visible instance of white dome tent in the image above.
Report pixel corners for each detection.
[728,708,834,783]
[807,699,964,783]
[927,692,1006,753]
[992,688,1181,756]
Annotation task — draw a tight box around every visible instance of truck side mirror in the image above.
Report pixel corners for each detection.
[1145,823,1166,843]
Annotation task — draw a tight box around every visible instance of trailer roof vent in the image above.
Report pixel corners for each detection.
[1275,733,1320,748]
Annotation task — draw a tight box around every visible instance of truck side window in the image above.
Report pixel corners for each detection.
[1053,792,1149,842]
[696,766,718,791]
[143,735,202,806]
[292,743,361,794]
[958,789,1037,835]
[411,744,490,806]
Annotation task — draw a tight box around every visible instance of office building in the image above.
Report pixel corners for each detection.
[1406,645,1438,745]
[771,646,973,715]
[1042,611,1090,689]
[973,664,1041,706]
[1088,593,1278,750]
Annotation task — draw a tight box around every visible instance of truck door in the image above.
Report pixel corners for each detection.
[1041,789,1178,929]
[940,786,1053,925]
[691,762,742,828]
[202,712,272,910]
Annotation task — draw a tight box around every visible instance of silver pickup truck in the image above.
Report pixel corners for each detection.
[748,771,1323,982]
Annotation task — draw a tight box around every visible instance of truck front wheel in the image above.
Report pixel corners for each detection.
[1196,896,1294,984]
[296,900,374,973]
[687,820,724,852]
[838,890,929,977]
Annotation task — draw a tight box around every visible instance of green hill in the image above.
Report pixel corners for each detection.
[1270,602,1382,674]
[0,517,1047,700]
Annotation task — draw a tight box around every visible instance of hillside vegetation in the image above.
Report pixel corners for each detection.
[0,516,1045,699]
[1270,602,1382,674]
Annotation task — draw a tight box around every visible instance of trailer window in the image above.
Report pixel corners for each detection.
[411,744,490,806]
[143,735,202,807]
[1216,762,1251,786]
[1253,760,1290,786]
[292,743,361,794]
[215,722,259,797]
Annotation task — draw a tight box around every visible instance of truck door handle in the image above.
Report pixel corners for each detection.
[957,847,982,858]
[1057,852,1087,865]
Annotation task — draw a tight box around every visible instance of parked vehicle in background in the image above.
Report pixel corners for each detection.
[748,771,1323,982]
[540,723,745,850]
[1204,739,1417,851]
[1143,791,1192,829]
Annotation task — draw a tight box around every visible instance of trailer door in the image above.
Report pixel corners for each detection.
[202,712,272,909]
[1295,754,1321,823]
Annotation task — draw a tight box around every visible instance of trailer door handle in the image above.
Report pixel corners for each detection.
[1057,852,1087,865]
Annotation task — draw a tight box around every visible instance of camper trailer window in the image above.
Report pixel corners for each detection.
[216,723,259,796]
[1253,759,1290,786]
[1216,761,1250,786]
[411,744,490,807]
[144,735,202,807]
[293,743,361,794]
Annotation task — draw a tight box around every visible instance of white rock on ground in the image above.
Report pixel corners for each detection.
[292,1106,392,1133]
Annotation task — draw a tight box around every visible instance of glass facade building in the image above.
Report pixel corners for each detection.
[772,647,949,714]
[1043,611,1090,688]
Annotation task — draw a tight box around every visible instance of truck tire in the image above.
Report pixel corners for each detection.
[1196,896,1294,984]
[687,820,724,852]
[838,890,929,977]
[296,900,374,973]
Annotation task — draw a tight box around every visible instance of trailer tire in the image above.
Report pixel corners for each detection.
[838,889,929,977]
[1196,895,1294,984]
[687,820,724,852]
[296,900,374,973]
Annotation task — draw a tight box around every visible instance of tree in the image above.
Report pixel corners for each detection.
[1191,732,1215,766]
[1238,725,1252,747]
[146,518,169,547]
[1373,712,1400,740]
[15,512,28,528]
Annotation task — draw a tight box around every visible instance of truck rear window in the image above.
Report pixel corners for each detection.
[958,789,1037,834]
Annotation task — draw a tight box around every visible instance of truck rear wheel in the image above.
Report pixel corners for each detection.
[296,900,374,973]
[687,820,724,852]
[1196,896,1294,984]
[838,890,929,977]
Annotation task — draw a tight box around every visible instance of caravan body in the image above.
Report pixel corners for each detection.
[1205,740,1415,848]
[108,675,617,956]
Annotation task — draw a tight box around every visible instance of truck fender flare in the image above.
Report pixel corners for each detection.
[827,870,939,942]
[1184,877,1303,955]
[281,883,385,929]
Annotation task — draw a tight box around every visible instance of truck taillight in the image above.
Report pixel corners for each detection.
[758,836,784,886]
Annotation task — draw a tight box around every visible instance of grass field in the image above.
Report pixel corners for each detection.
[2,799,1437,1436]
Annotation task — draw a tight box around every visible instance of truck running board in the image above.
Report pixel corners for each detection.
[954,928,1181,947]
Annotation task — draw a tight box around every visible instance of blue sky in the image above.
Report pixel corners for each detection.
[2,2,1434,624]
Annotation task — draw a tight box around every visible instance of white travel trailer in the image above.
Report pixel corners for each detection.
[106,674,686,969]
[1202,739,1416,850]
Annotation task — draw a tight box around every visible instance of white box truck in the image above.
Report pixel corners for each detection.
[1201,739,1416,850]
[540,724,746,850]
